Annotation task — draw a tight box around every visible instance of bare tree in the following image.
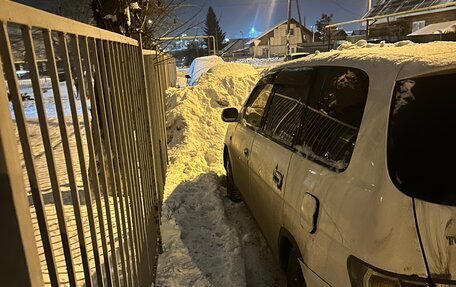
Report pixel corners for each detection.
[92,0,202,49]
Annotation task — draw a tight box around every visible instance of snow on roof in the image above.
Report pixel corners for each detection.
[366,0,456,18]
[272,41,456,72]
[246,18,311,45]
[408,20,456,35]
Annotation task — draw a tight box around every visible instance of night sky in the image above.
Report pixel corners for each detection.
[176,0,378,39]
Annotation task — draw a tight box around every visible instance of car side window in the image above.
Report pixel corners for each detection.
[262,69,314,146]
[243,84,273,129]
[295,67,369,171]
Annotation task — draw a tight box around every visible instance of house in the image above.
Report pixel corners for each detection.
[247,18,313,58]
[219,39,250,60]
[365,0,456,41]
[331,29,348,40]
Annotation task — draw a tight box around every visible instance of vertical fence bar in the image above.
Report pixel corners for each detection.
[70,35,104,287]
[118,43,142,286]
[132,45,156,285]
[155,55,169,186]
[68,34,105,287]
[143,56,163,209]
[151,56,167,188]
[0,22,60,286]
[123,44,148,285]
[145,55,164,258]
[134,40,161,265]
[0,45,44,287]
[88,38,121,286]
[127,44,151,284]
[132,39,155,241]
[24,26,77,286]
[107,41,136,287]
[100,40,130,287]
[43,29,93,287]
[80,36,114,286]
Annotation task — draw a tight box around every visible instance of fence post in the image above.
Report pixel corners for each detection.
[0,58,43,287]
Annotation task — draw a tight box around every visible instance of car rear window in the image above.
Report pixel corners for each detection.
[387,72,456,206]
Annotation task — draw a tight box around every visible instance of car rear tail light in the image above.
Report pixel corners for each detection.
[348,256,431,287]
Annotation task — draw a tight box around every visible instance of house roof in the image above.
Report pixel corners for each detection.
[220,39,246,55]
[246,18,312,45]
[365,0,456,18]
[408,20,456,35]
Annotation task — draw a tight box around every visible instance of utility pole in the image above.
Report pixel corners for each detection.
[296,0,306,44]
[368,0,372,10]
[286,0,292,55]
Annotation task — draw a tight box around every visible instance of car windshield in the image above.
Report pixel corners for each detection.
[387,72,456,206]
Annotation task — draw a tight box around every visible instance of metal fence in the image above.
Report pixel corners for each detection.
[0,1,176,286]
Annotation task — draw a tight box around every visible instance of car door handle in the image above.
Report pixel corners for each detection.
[272,169,283,189]
[243,148,249,156]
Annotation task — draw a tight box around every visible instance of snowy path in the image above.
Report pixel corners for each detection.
[156,62,286,286]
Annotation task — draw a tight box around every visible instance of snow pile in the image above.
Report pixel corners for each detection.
[158,62,283,286]
[165,62,258,173]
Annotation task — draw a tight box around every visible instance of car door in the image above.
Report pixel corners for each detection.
[248,67,315,250]
[285,66,370,285]
[230,81,274,204]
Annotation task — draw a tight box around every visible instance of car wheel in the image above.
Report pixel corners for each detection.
[225,156,242,203]
[287,249,306,287]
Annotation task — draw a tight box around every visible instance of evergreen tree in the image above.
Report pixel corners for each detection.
[204,6,226,54]
[315,13,334,41]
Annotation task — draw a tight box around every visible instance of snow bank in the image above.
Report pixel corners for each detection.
[157,62,264,286]
[165,62,259,184]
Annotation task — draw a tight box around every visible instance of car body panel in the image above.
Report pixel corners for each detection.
[228,123,256,202]
[415,200,456,283]
[249,134,293,258]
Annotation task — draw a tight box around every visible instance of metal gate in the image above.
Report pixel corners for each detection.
[0,1,175,286]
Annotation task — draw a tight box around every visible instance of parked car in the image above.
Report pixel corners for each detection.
[283,52,310,61]
[186,55,224,86]
[15,70,30,79]
[221,42,456,287]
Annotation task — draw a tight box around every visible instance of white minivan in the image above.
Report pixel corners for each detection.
[222,42,456,287]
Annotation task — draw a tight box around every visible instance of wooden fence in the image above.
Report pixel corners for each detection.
[0,0,175,286]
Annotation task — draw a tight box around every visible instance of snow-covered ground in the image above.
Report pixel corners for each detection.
[9,79,83,119]
[156,62,286,286]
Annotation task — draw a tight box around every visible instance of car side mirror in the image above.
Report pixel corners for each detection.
[222,107,239,122]
[185,75,191,79]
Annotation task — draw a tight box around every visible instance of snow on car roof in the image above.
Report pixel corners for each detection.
[273,41,456,76]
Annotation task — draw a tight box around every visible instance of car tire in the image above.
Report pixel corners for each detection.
[287,249,306,287]
[225,155,242,203]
